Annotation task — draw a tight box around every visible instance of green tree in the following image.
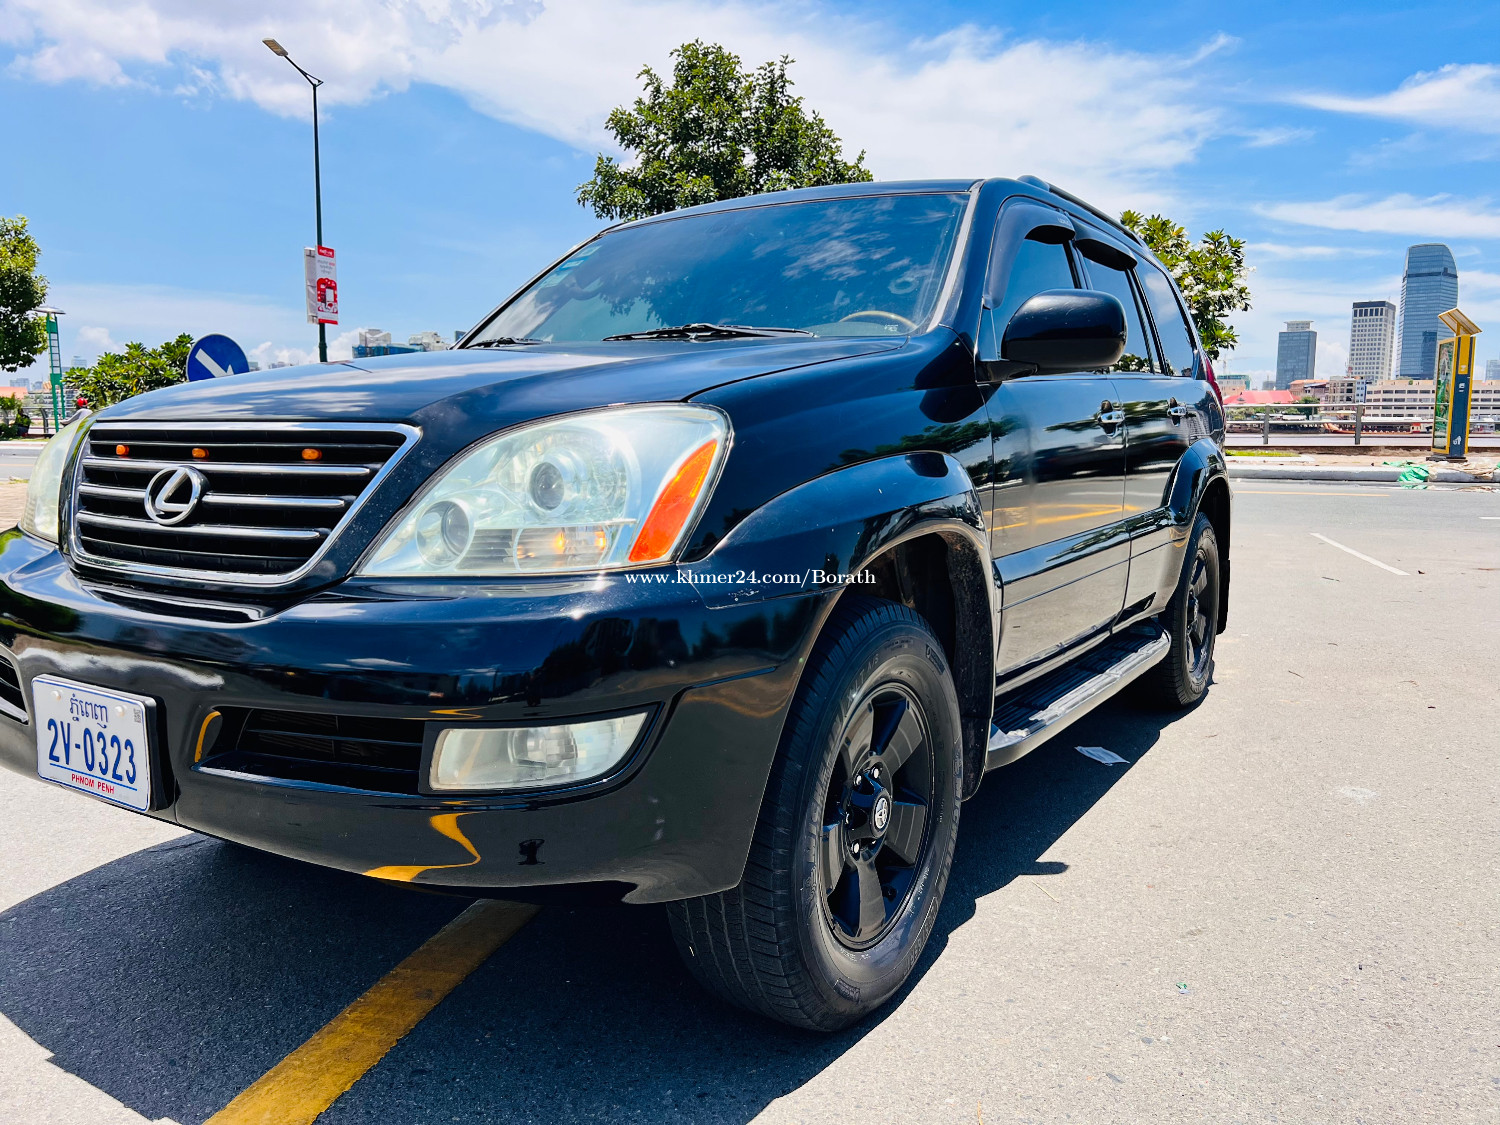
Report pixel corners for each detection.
[75,334,193,407]
[577,40,872,221]
[1119,211,1251,362]
[0,216,49,374]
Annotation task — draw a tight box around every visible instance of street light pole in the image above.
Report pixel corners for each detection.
[263,38,328,363]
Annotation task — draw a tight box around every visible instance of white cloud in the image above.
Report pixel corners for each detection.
[1239,126,1314,148]
[1,0,1225,207]
[1257,194,1500,240]
[1247,242,1384,261]
[1297,63,1500,137]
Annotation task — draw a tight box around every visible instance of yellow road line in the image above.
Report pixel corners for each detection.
[206,899,538,1125]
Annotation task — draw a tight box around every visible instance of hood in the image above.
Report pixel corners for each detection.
[101,337,904,431]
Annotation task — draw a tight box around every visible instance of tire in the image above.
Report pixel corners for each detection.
[667,594,963,1031]
[1138,512,1221,709]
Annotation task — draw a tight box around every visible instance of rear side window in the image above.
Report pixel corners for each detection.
[1078,249,1158,373]
[1138,265,1198,377]
[983,235,1076,359]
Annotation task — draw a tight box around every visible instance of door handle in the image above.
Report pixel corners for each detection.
[1167,401,1191,421]
[1098,409,1125,428]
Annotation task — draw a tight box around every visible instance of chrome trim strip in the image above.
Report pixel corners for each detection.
[76,512,326,542]
[201,493,348,511]
[0,695,27,724]
[68,421,420,587]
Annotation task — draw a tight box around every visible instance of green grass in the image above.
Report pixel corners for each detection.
[1226,449,1299,458]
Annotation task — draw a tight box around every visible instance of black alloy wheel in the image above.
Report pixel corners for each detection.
[668,595,962,1031]
[1140,511,1221,709]
[819,684,935,948]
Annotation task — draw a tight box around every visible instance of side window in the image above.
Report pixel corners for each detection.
[1138,265,1199,377]
[982,234,1077,360]
[1077,246,1158,373]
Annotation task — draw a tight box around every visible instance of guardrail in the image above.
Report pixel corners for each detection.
[1225,403,1500,446]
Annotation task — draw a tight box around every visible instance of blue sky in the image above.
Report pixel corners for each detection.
[3,0,1498,383]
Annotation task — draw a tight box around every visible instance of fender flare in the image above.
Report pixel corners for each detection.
[681,451,997,793]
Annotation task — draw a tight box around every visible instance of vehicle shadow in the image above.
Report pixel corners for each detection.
[0,698,1174,1125]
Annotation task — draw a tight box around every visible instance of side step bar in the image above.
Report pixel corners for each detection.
[986,624,1170,771]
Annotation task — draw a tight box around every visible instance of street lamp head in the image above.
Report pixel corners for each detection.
[35,305,64,316]
[263,38,289,57]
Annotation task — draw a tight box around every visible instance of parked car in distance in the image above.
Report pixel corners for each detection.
[0,176,1229,1030]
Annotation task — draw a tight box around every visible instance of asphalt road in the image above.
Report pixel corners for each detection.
[0,441,42,482]
[0,481,1496,1124]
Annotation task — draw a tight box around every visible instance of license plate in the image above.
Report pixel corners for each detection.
[33,675,153,812]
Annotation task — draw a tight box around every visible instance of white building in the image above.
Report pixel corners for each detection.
[1364,379,1500,421]
[1348,300,1395,382]
[407,331,448,351]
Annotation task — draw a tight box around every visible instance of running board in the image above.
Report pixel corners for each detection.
[986,624,1170,770]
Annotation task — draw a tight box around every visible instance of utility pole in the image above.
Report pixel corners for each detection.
[263,39,329,363]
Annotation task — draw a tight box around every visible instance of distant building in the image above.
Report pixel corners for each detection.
[407,331,448,352]
[1348,300,1395,383]
[1216,373,1250,395]
[269,361,293,369]
[1222,389,1294,406]
[1322,376,1369,406]
[1395,244,1458,379]
[1289,379,1326,401]
[1275,321,1317,391]
[1486,358,1500,381]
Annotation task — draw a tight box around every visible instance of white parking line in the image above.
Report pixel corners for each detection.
[1310,532,1409,576]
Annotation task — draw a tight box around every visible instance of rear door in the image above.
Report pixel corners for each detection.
[1077,236,1211,615]
[981,203,1128,676]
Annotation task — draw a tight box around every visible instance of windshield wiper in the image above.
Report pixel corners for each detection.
[603,323,814,341]
[468,336,546,347]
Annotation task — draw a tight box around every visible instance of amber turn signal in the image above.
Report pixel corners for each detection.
[301,448,322,461]
[114,444,129,457]
[191,447,208,460]
[628,440,719,563]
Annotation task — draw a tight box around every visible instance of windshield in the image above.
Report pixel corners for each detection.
[469,192,970,344]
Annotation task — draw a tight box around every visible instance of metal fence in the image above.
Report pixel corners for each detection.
[1225,403,1500,446]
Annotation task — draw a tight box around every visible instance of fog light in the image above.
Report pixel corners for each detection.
[429,712,647,791]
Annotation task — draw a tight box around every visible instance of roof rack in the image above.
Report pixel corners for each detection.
[1016,175,1143,247]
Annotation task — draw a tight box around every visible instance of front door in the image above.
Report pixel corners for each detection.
[980,202,1128,676]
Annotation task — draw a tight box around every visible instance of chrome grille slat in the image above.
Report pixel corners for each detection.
[81,456,373,479]
[69,422,418,585]
[76,512,327,542]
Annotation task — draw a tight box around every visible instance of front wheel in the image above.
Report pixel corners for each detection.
[1139,512,1220,709]
[668,595,962,1030]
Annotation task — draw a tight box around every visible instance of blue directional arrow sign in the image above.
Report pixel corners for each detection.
[185,334,250,382]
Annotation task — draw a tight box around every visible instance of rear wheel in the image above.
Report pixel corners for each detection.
[1139,512,1220,708]
[668,595,962,1030]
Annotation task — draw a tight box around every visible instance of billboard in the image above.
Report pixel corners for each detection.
[304,245,338,325]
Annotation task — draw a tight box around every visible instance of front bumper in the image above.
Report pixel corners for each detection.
[0,531,824,903]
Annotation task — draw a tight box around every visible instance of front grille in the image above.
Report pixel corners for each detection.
[0,657,27,722]
[70,422,415,583]
[202,708,426,794]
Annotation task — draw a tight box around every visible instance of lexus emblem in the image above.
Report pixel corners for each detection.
[143,466,207,526]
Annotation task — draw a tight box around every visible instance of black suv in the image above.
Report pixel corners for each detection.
[0,177,1228,1031]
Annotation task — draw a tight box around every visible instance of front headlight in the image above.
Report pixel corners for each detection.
[19,417,88,544]
[360,404,728,577]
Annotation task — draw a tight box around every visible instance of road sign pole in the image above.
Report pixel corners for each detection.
[312,79,327,364]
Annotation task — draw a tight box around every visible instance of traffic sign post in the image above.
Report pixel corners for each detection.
[185,335,251,382]
[1430,308,1481,461]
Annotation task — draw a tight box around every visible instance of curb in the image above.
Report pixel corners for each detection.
[1228,464,1495,484]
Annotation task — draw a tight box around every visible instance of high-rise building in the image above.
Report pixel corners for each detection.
[1395,244,1458,379]
[1347,300,1395,382]
[1486,358,1500,381]
[1276,321,1317,390]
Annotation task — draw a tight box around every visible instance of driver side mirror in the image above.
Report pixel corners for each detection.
[985,289,1127,379]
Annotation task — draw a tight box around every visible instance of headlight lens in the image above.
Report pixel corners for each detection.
[361,405,727,576]
[19,417,87,544]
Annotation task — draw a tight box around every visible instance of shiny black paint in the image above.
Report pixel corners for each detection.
[0,177,1229,903]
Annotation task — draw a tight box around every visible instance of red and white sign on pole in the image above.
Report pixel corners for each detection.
[303,245,338,325]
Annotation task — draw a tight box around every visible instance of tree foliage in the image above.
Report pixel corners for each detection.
[0,216,49,374]
[1120,210,1251,362]
[75,334,193,408]
[577,41,872,221]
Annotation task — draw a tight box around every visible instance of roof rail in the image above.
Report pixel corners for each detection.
[1017,175,1143,247]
